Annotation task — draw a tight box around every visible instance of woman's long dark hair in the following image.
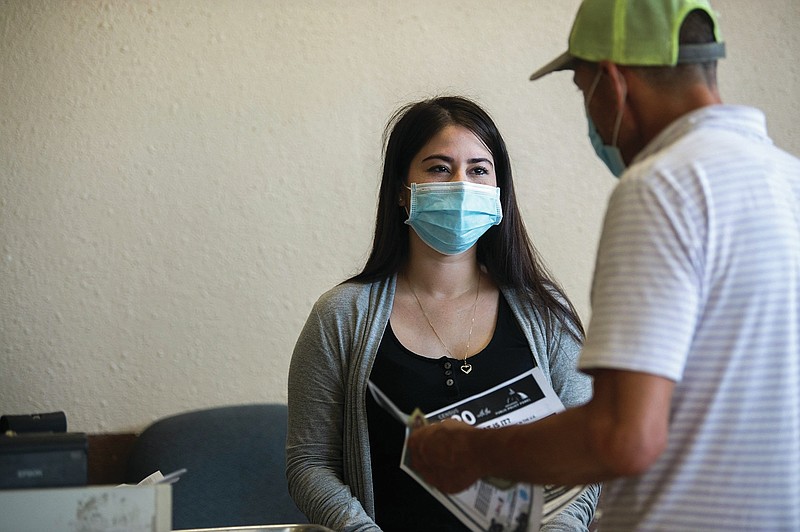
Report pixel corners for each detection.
[348,96,584,341]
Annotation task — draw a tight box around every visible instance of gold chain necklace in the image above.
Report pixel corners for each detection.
[407,272,481,375]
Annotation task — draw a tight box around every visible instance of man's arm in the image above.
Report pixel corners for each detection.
[407,369,674,493]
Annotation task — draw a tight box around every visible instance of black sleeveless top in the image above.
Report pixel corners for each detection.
[366,295,535,531]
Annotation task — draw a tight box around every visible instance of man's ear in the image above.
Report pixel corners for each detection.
[599,60,629,109]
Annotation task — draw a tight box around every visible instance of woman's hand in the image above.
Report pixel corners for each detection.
[407,418,485,493]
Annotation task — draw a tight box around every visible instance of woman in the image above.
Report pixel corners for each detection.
[287,96,598,531]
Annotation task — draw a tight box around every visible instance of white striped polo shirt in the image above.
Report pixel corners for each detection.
[580,105,800,530]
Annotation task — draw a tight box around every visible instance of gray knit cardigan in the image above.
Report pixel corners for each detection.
[286,275,599,532]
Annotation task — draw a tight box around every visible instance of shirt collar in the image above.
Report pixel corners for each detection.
[633,105,770,166]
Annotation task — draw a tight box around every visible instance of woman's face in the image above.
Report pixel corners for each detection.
[406,125,496,188]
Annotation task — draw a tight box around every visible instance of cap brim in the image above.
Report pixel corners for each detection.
[529,51,577,81]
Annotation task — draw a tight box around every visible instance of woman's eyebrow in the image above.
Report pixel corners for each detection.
[421,154,453,163]
[420,155,493,166]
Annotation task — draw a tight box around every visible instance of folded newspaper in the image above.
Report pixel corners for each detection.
[369,368,587,532]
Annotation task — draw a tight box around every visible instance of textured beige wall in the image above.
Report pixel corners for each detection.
[1,1,798,433]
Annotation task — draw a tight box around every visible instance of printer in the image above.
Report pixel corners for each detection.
[0,412,87,489]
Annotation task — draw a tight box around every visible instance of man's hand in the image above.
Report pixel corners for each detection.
[407,418,485,493]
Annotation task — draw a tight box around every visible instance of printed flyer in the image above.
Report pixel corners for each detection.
[369,368,587,531]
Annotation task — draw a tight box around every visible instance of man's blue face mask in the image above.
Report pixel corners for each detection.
[404,181,503,255]
[585,69,627,178]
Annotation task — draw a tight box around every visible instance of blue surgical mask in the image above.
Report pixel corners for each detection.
[587,115,626,178]
[404,181,503,255]
[585,69,627,178]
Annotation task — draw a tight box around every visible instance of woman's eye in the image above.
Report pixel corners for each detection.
[471,166,489,176]
[427,165,450,174]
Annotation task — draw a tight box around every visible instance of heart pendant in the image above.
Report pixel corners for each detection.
[460,363,472,375]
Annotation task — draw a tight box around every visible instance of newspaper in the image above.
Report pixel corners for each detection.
[369,367,587,531]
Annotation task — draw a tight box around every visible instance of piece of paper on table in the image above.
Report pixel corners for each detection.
[117,468,187,487]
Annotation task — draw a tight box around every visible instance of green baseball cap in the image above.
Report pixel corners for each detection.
[529,0,725,80]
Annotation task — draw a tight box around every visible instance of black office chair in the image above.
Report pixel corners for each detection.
[126,403,307,530]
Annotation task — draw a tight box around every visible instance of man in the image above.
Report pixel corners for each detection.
[408,0,800,529]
